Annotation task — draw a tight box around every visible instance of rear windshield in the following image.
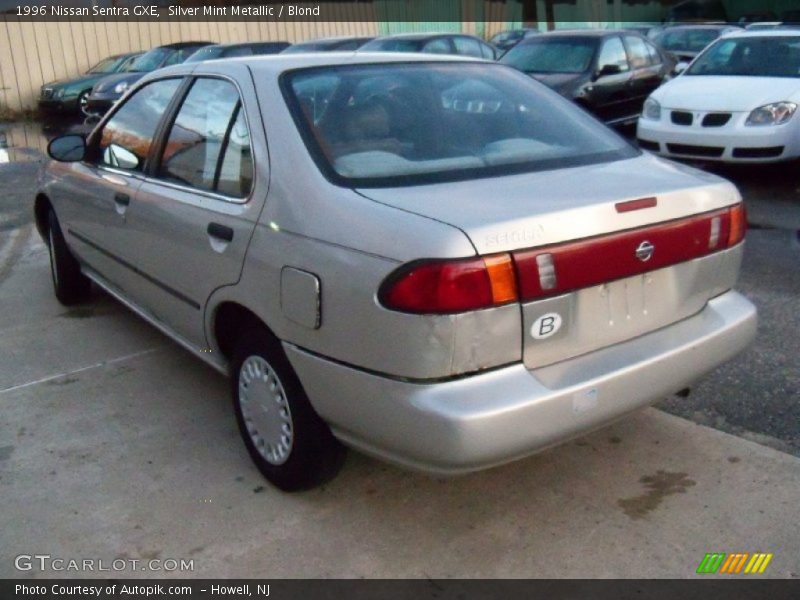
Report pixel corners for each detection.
[654,28,723,52]
[500,38,597,73]
[282,62,636,187]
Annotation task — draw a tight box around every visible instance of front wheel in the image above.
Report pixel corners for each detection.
[231,330,346,491]
[47,209,91,305]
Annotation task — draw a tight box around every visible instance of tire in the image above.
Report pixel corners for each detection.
[231,329,346,492]
[47,209,91,305]
[78,90,92,117]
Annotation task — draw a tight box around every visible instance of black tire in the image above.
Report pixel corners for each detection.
[231,329,346,492]
[47,209,91,305]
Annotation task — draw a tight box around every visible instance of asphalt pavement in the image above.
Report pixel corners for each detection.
[0,119,798,578]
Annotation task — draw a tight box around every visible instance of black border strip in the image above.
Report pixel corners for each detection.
[69,229,201,310]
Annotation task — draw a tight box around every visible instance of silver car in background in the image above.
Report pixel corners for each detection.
[37,53,756,491]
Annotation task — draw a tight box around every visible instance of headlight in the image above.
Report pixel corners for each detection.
[745,102,796,126]
[113,82,129,94]
[643,97,661,120]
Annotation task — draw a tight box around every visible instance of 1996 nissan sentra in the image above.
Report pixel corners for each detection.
[36,53,757,491]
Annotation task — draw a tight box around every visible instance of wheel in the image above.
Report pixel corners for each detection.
[231,329,346,491]
[47,209,91,305]
[78,90,92,117]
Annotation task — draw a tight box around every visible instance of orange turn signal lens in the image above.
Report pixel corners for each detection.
[728,203,747,247]
[483,253,519,304]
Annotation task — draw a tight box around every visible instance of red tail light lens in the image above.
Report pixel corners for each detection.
[379,253,518,314]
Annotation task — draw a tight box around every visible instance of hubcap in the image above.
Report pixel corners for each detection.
[238,355,293,466]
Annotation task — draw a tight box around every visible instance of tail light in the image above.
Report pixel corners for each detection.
[380,204,745,314]
[379,253,518,314]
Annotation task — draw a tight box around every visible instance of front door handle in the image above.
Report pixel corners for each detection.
[207,222,234,242]
[114,192,130,206]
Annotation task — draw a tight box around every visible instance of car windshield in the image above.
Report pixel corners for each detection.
[125,48,171,72]
[500,38,597,73]
[687,35,800,76]
[87,56,125,74]
[184,47,223,63]
[284,63,635,186]
[491,31,524,45]
[655,28,722,52]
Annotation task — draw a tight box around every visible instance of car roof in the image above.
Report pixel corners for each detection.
[721,28,800,38]
[146,51,484,81]
[373,32,478,40]
[539,29,631,37]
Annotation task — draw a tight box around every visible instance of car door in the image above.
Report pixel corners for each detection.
[589,35,632,124]
[54,78,183,294]
[623,35,664,117]
[118,65,268,347]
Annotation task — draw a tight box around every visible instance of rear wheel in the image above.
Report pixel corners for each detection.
[231,329,346,491]
[47,209,91,305]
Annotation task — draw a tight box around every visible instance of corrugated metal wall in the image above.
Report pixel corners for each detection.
[0,6,379,111]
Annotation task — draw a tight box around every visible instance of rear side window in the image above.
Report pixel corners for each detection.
[423,38,452,54]
[157,78,253,198]
[97,78,181,172]
[597,37,630,72]
[624,35,652,69]
[645,40,662,65]
[454,37,483,57]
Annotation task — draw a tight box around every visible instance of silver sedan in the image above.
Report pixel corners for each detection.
[37,53,757,491]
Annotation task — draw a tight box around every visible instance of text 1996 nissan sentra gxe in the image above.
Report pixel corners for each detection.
[37,53,756,491]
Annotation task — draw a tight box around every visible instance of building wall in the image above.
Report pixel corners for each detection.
[0,7,379,111]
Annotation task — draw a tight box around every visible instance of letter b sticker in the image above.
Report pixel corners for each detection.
[531,312,562,340]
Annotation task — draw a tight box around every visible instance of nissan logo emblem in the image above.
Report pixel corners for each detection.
[635,240,655,262]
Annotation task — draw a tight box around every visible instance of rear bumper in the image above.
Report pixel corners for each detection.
[286,290,756,474]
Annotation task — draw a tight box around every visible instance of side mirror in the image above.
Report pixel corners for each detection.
[47,134,86,162]
[103,143,139,170]
[674,61,689,75]
[595,64,622,80]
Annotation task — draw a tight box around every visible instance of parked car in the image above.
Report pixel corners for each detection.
[489,28,539,55]
[86,41,212,114]
[39,53,756,491]
[652,24,741,63]
[360,33,497,59]
[185,41,290,62]
[280,36,374,53]
[500,30,675,126]
[38,52,142,116]
[638,30,800,162]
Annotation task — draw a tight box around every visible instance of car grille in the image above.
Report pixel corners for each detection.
[671,111,693,125]
[667,143,724,158]
[41,87,54,99]
[732,146,784,159]
[637,139,660,152]
[702,113,731,127]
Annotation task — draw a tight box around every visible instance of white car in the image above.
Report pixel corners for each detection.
[637,30,800,162]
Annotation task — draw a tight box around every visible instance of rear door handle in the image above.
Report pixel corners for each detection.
[207,222,234,242]
[114,192,130,206]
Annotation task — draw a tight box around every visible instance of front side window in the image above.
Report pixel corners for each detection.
[687,36,800,77]
[597,37,630,72]
[500,38,597,73]
[283,63,636,186]
[157,78,253,197]
[96,78,181,172]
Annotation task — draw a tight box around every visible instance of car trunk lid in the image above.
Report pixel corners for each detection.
[360,154,744,368]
